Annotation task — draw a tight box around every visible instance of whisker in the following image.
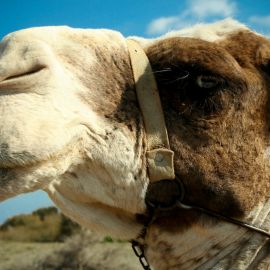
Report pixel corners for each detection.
[147,68,172,75]
[175,73,190,81]
[165,71,190,84]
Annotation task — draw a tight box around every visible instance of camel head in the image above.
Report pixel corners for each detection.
[1,19,270,269]
[0,26,148,238]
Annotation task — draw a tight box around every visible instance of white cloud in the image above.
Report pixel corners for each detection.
[147,15,192,36]
[146,0,237,35]
[189,0,236,18]
[147,16,181,35]
[249,15,270,26]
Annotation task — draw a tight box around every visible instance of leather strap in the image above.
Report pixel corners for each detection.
[127,39,175,182]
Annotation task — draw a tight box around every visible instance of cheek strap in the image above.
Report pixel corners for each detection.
[127,39,175,182]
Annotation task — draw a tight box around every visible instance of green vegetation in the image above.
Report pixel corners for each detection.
[0,207,80,242]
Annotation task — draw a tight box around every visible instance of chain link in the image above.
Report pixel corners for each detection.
[131,240,152,270]
[131,183,180,270]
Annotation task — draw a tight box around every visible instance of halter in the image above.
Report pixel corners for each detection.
[127,39,270,269]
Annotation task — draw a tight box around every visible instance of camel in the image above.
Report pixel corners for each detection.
[1,18,270,269]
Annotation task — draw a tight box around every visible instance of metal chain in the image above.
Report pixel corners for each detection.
[130,187,180,270]
[131,240,152,270]
[130,207,156,270]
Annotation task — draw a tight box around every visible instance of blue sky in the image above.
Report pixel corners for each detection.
[0,0,269,224]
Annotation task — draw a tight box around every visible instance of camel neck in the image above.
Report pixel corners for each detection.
[143,198,270,270]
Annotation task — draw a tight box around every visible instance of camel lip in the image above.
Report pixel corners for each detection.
[0,157,39,170]
[0,164,28,169]
[0,155,48,171]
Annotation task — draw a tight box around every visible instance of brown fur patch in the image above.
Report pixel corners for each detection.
[145,30,270,219]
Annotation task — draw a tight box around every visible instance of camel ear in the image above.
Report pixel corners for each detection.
[261,58,270,75]
[265,60,270,74]
[264,56,270,75]
[257,44,270,73]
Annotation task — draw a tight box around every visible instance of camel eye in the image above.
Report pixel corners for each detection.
[197,75,220,89]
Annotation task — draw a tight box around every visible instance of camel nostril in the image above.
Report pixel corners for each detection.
[2,65,47,83]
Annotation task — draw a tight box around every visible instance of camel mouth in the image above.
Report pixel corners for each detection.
[0,146,40,170]
[0,160,38,170]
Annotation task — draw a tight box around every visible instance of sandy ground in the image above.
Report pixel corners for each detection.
[0,241,64,270]
[0,239,141,270]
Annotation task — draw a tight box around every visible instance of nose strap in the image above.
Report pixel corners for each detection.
[127,39,175,182]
